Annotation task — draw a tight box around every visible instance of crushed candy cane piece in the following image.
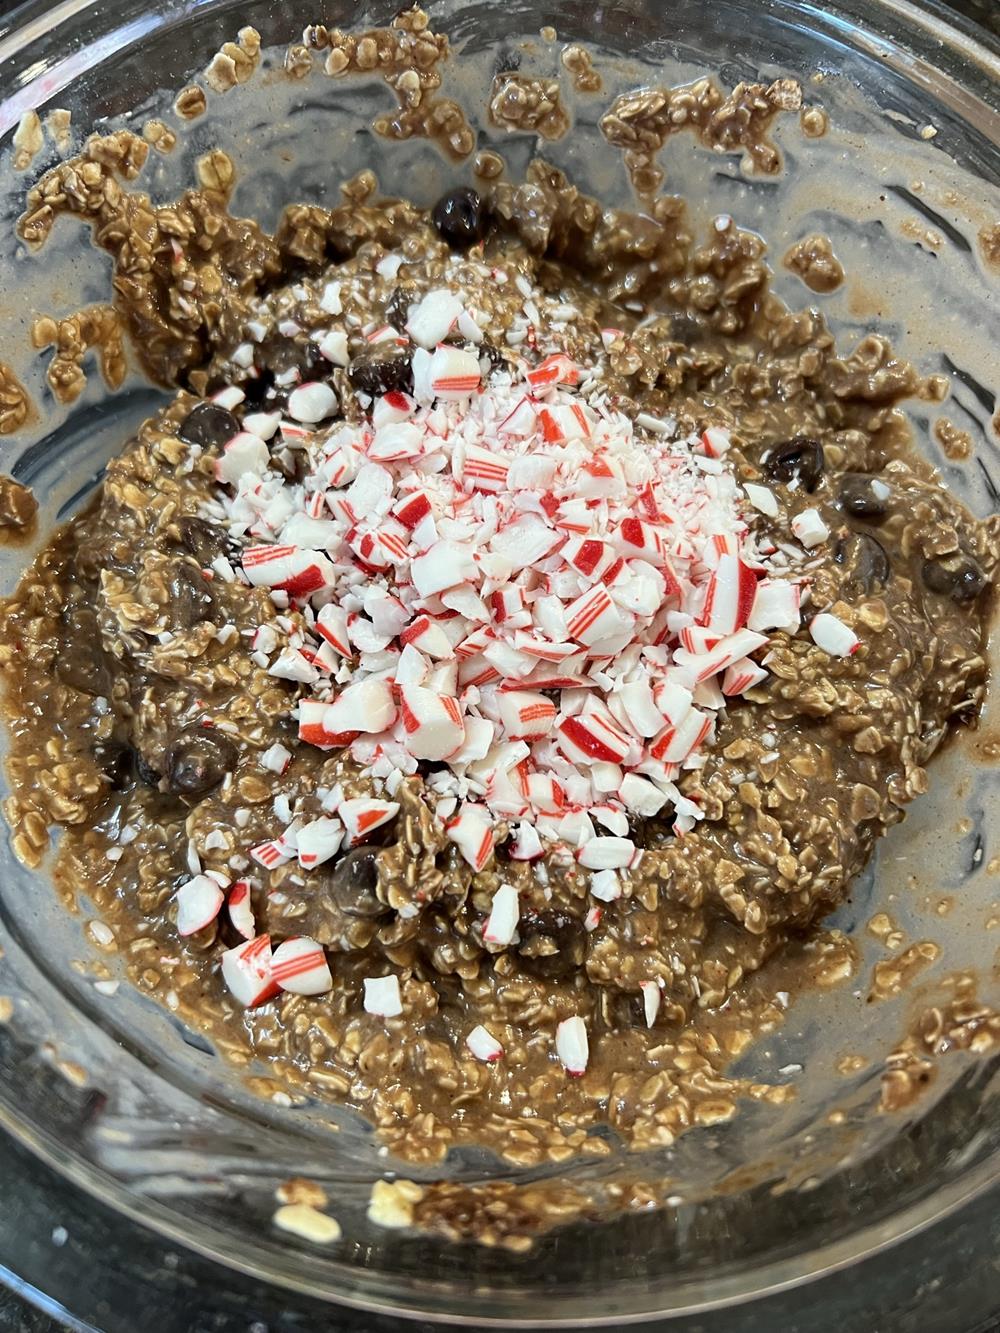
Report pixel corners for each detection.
[466,1024,504,1061]
[555,1015,589,1075]
[221,935,278,1007]
[810,612,859,657]
[364,974,403,1017]
[271,936,333,995]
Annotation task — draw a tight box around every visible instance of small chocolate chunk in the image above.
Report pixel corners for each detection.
[163,730,236,796]
[838,474,887,519]
[431,187,491,249]
[176,401,240,449]
[54,607,112,697]
[347,348,413,397]
[173,517,228,563]
[167,560,216,628]
[516,907,586,980]
[921,557,987,603]
[764,436,824,492]
[326,847,389,919]
[835,531,891,596]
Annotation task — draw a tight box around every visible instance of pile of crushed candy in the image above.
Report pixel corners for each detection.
[172,280,860,1043]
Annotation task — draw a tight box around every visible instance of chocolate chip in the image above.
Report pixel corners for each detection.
[54,606,112,697]
[516,907,586,980]
[835,531,891,596]
[764,436,824,492]
[384,285,413,330]
[431,187,491,250]
[163,730,236,796]
[176,402,240,449]
[135,752,160,786]
[326,847,389,919]
[347,348,413,397]
[167,561,216,628]
[921,557,987,603]
[173,517,228,564]
[838,474,887,519]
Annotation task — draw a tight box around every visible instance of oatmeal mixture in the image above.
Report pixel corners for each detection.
[0,13,997,1169]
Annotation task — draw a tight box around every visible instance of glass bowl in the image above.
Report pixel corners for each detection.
[0,0,998,1325]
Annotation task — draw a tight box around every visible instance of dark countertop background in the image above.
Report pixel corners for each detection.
[1,0,997,1328]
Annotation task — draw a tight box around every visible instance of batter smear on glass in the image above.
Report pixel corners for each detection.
[0,35,996,1167]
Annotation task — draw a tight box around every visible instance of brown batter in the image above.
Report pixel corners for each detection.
[0,15,996,1173]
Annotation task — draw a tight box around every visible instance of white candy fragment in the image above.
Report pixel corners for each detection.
[466,1025,504,1062]
[555,1015,589,1075]
[639,980,661,1028]
[748,580,801,635]
[482,884,519,946]
[619,773,667,817]
[744,482,779,517]
[318,328,349,365]
[215,432,267,484]
[576,837,635,870]
[791,507,830,548]
[288,381,338,424]
[260,742,292,775]
[364,974,403,1017]
[810,612,859,657]
[405,289,463,348]
[176,873,227,936]
[590,869,622,902]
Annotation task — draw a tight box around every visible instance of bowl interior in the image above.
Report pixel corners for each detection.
[0,0,998,1322]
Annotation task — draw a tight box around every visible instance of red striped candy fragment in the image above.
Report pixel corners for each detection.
[271,936,333,995]
[221,935,279,1007]
[446,803,494,871]
[398,685,465,760]
[298,699,356,750]
[339,798,400,845]
[498,690,556,740]
[296,817,344,868]
[700,554,759,635]
[243,545,334,599]
[227,881,256,940]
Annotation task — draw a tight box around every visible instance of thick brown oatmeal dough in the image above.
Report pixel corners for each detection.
[0,27,997,1171]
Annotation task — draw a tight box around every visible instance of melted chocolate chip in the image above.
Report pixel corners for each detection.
[167,561,216,628]
[163,730,236,796]
[326,847,389,919]
[516,907,586,980]
[839,474,888,519]
[921,557,987,603]
[173,517,229,564]
[176,402,240,449]
[764,436,825,492]
[835,531,891,596]
[54,607,112,697]
[347,348,413,397]
[431,188,491,249]
[384,286,413,330]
